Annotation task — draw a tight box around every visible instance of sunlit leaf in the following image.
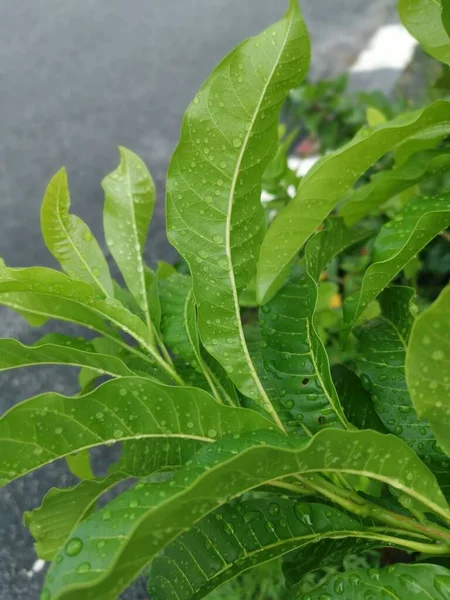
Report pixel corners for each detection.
[342,194,450,340]
[41,168,113,296]
[102,147,156,337]
[257,100,450,303]
[406,285,450,456]
[166,0,310,425]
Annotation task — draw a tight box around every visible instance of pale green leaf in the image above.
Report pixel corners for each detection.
[166,0,310,425]
[41,168,113,296]
[43,429,448,600]
[256,100,450,304]
[297,563,450,598]
[342,194,450,339]
[340,148,450,226]
[406,285,450,456]
[148,501,368,600]
[102,147,156,336]
[0,337,136,378]
[0,376,273,484]
[65,450,94,480]
[398,0,450,66]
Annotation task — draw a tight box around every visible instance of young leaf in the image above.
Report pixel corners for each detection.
[355,287,445,463]
[340,148,450,226]
[40,168,114,296]
[0,337,136,378]
[0,377,273,484]
[398,0,450,66]
[259,218,372,433]
[166,0,310,424]
[0,266,180,380]
[342,193,450,340]
[296,563,450,599]
[43,429,448,600]
[406,285,450,456]
[102,147,156,336]
[256,100,450,303]
[148,501,369,600]
[332,364,386,432]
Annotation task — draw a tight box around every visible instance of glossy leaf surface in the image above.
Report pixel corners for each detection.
[43,429,448,600]
[340,148,450,226]
[406,285,450,456]
[41,168,113,296]
[0,377,273,484]
[297,563,450,599]
[259,218,372,432]
[102,147,156,334]
[166,0,310,420]
[148,501,368,600]
[343,194,450,338]
[398,0,450,66]
[257,100,450,303]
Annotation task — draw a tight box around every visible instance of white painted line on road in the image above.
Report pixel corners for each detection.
[26,558,46,579]
[350,23,417,73]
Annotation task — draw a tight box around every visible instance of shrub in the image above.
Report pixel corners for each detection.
[1,1,450,599]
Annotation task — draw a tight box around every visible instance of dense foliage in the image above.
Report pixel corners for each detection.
[1,1,450,599]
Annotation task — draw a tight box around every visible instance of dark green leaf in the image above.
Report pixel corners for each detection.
[259,218,372,433]
[256,100,450,303]
[148,501,368,600]
[41,168,113,296]
[166,0,310,425]
[43,429,448,600]
[296,563,450,599]
[332,364,386,432]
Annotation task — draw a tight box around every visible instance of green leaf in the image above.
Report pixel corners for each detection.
[296,563,450,599]
[43,429,448,600]
[342,194,450,339]
[166,0,310,424]
[159,273,204,371]
[102,147,156,336]
[256,100,450,303]
[26,438,202,561]
[159,272,233,404]
[406,285,450,456]
[259,218,373,433]
[0,266,179,380]
[40,168,113,296]
[24,473,124,560]
[0,376,273,484]
[65,450,94,480]
[331,364,386,432]
[0,337,136,378]
[148,501,368,600]
[355,287,445,464]
[340,148,450,226]
[283,537,374,593]
[398,0,450,66]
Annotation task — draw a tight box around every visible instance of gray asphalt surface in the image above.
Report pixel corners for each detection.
[0,1,396,598]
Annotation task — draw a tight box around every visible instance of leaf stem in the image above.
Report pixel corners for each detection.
[295,474,450,547]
